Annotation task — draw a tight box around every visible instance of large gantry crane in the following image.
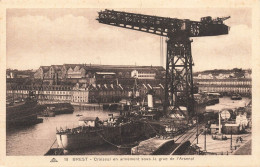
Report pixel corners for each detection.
[97,9,230,119]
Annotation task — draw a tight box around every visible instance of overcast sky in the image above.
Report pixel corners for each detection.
[7,8,251,71]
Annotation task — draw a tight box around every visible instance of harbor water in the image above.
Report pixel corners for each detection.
[6,97,251,156]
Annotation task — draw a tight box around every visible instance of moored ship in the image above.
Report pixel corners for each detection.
[38,103,74,117]
[231,94,242,100]
[56,116,165,151]
[6,92,43,128]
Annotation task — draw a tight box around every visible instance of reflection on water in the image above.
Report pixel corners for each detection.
[6,97,251,156]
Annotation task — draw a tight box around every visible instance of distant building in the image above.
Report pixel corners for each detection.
[63,64,87,79]
[34,66,50,79]
[197,73,214,79]
[216,73,233,79]
[7,69,34,79]
[131,69,156,79]
[194,68,251,80]
[34,64,164,80]
[244,70,252,79]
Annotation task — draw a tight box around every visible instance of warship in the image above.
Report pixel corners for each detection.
[56,115,165,151]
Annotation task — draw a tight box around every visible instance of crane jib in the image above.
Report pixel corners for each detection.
[97,9,230,37]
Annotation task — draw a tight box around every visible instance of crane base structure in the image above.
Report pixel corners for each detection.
[165,35,194,118]
[97,9,230,120]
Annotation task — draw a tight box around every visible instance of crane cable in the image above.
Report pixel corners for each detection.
[143,121,162,136]
[160,36,164,67]
[95,131,135,149]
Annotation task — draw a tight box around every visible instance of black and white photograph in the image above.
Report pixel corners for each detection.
[1,0,260,166]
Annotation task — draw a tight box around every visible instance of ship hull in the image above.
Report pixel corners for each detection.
[56,122,163,151]
[57,128,121,150]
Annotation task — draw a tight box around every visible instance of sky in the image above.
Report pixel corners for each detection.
[6,8,252,71]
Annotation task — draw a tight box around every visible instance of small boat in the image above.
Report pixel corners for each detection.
[231,94,242,100]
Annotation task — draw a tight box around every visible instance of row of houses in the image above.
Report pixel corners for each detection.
[6,82,165,105]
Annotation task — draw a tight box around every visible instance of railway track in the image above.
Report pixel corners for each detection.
[152,124,204,155]
[174,124,204,145]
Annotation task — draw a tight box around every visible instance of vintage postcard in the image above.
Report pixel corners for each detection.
[0,0,259,166]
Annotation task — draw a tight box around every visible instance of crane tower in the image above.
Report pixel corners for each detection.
[97,9,230,118]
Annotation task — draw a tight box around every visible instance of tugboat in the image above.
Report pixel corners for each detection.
[205,92,220,105]
[231,93,242,100]
[6,91,43,128]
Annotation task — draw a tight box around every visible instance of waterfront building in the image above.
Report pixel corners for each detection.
[6,80,167,106]
[71,83,89,104]
[6,84,73,104]
[194,78,252,96]
[37,85,72,103]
